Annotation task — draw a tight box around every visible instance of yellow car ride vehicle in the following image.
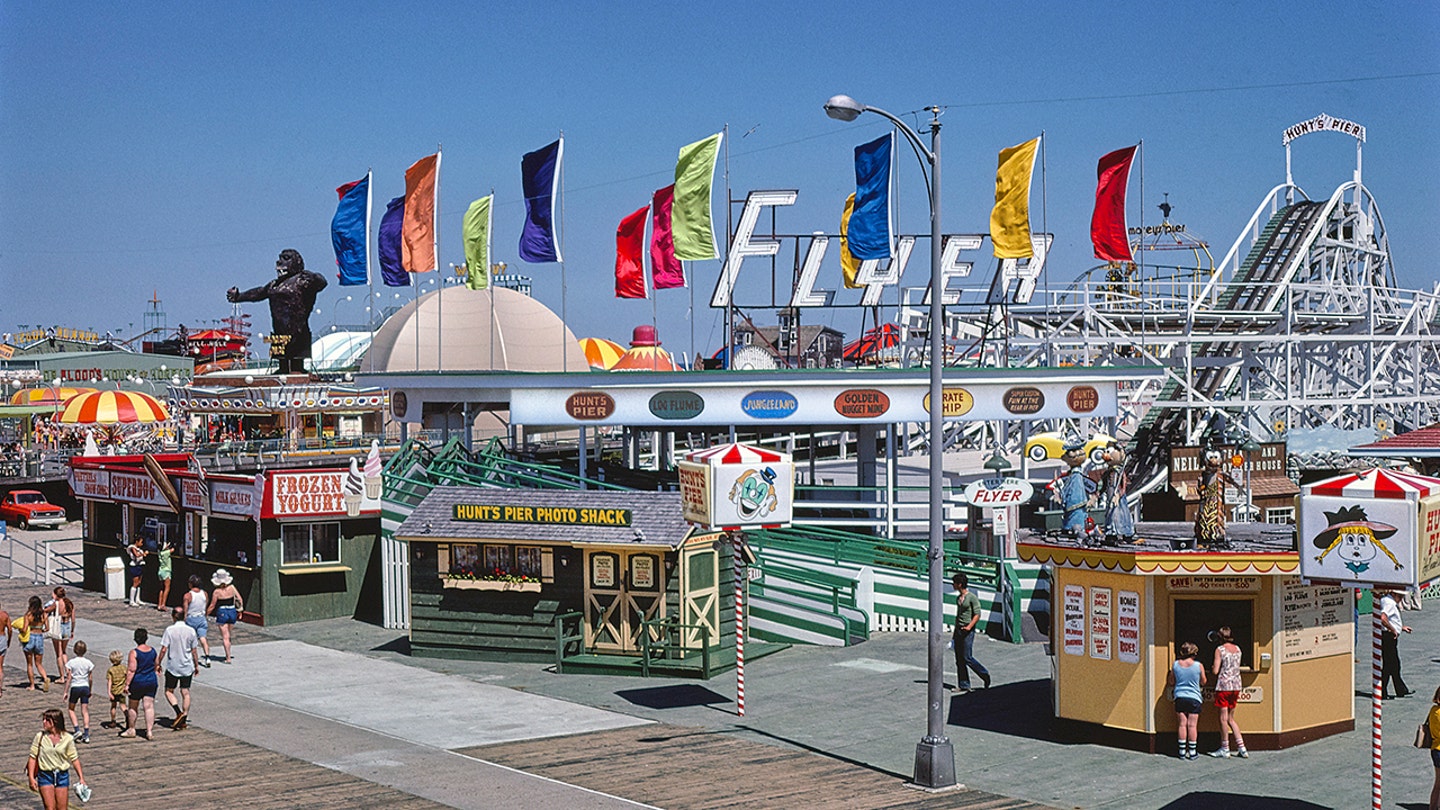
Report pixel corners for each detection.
[1024,432,1115,465]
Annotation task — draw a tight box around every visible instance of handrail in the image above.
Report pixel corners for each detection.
[638,616,711,678]
[553,610,585,673]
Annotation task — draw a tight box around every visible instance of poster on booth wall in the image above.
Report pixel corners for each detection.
[1419,494,1440,587]
[1116,590,1141,664]
[1063,584,1086,656]
[1089,586,1112,660]
[1299,494,1417,586]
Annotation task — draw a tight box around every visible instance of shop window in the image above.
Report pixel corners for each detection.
[281,522,340,565]
[1265,506,1294,525]
[443,543,549,583]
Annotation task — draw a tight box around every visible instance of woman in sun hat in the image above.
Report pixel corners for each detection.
[207,569,243,664]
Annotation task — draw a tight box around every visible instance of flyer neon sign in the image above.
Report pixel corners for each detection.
[711,189,1051,309]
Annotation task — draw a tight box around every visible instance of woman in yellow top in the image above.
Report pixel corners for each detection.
[27,708,86,809]
[1429,685,1440,810]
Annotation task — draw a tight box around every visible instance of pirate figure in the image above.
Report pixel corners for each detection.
[1099,443,1135,543]
[227,249,328,374]
[1057,442,1098,538]
[1193,448,1241,549]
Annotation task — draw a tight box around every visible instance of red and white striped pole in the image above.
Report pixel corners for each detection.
[733,530,746,717]
[1371,607,1383,810]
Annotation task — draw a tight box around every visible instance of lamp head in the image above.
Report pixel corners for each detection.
[824,94,864,122]
[983,450,1013,473]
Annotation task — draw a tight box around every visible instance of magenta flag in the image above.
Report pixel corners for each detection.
[1091,145,1137,262]
[615,205,649,299]
[649,185,685,289]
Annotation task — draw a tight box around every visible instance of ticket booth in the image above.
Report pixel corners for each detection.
[1017,541,1354,751]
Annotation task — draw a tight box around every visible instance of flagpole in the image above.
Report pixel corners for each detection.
[558,131,568,372]
[1138,140,1145,285]
[1040,132,1049,320]
[366,169,375,335]
[723,124,733,368]
[435,146,443,373]
[489,187,496,371]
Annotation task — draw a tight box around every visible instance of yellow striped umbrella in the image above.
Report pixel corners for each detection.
[8,386,96,407]
[578,337,626,370]
[57,390,170,424]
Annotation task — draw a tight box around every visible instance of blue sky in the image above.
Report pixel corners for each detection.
[2,2,1437,362]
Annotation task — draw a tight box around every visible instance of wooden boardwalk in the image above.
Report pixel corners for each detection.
[465,724,1056,810]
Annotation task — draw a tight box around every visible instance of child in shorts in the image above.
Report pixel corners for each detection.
[104,650,127,730]
[63,641,94,744]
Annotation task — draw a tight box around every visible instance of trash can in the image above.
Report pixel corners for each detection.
[104,557,125,601]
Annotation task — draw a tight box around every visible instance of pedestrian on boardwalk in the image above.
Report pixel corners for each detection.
[1427,684,1440,810]
[63,640,93,744]
[0,599,11,699]
[120,627,158,740]
[208,568,243,663]
[27,708,86,810]
[44,586,75,681]
[1167,641,1206,760]
[951,573,991,692]
[155,538,174,611]
[1209,626,1248,757]
[103,650,126,730]
[22,595,48,690]
[125,535,147,607]
[159,607,200,730]
[1376,588,1413,699]
[182,574,212,666]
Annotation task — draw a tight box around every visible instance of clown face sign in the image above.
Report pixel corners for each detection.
[679,443,794,530]
[1298,469,1440,588]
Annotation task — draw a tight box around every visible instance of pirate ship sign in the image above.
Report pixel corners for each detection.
[1297,469,1440,587]
[678,443,794,530]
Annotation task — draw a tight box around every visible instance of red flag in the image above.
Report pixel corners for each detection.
[615,205,649,299]
[1090,146,1136,262]
[402,153,439,273]
[649,185,685,289]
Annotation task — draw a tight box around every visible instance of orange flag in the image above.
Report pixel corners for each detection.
[402,153,439,273]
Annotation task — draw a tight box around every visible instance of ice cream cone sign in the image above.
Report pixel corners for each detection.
[364,439,383,499]
[345,458,364,517]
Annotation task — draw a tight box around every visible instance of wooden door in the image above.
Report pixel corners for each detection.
[585,550,667,653]
[680,548,719,649]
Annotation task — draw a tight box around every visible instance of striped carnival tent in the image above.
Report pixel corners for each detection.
[1303,468,1440,499]
[57,390,170,424]
[578,337,625,370]
[9,386,96,407]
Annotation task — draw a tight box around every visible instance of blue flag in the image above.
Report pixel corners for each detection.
[331,174,370,286]
[850,133,893,260]
[378,196,410,287]
[518,139,563,263]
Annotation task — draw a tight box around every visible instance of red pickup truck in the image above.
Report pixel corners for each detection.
[1,490,67,529]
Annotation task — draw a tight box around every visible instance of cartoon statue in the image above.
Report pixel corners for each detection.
[1311,505,1402,576]
[1193,449,1241,549]
[1057,443,1098,537]
[1080,516,1105,547]
[227,249,328,374]
[1099,442,1135,543]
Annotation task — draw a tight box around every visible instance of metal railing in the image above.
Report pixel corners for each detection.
[1,529,83,586]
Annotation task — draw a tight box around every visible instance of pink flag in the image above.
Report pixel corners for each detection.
[649,185,685,289]
[615,205,649,299]
[1090,146,1137,262]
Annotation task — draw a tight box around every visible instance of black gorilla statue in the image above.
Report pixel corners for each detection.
[227,249,328,374]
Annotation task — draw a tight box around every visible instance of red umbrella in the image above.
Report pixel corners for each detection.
[842,323,902,362]
[57,391,170,424]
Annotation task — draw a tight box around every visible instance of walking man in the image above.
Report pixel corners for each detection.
[952,573,991,692]
[1376,588,1413,699]
[158,607,200,730]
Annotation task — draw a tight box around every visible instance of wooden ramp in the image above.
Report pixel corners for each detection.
[464,724,1055,810]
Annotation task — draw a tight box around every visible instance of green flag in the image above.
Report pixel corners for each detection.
[462,194,493,290]
[672,132,723,260]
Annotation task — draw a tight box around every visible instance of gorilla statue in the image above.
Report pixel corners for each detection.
[227,249,328,375]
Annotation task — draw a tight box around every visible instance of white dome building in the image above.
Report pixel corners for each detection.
[362,285,587,373]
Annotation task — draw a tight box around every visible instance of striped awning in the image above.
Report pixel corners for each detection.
[686,442,787,465]
[1303,468,1440,500]
[57,391,170,424]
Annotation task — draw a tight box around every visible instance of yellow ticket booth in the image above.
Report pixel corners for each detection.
[1017,542,1354,751]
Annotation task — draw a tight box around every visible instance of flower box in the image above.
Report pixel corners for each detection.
[442,577,541,593]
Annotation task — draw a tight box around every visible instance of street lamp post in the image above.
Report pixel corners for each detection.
[825,94,955,790]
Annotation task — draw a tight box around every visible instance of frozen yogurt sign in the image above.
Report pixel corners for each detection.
[263,468,379,519]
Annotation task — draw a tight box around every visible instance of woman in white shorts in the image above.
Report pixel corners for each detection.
[180,576,211,666]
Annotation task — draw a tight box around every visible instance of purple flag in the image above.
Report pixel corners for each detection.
[378,196,410,287]
[519,139,563,263]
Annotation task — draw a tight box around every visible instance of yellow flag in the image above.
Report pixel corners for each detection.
[839,193,862,288]
[990,136,1040,258]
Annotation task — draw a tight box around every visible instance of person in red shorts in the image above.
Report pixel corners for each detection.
[1208,626,1248,758]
